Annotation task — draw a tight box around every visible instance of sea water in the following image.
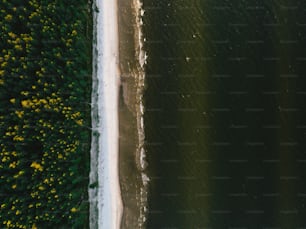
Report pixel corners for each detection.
[143,0,306,228]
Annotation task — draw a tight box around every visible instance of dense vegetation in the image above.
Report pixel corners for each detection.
[0,0,91,228]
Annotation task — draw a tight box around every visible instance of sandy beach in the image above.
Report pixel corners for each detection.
[90,0,123,228]
[89,0,147,228]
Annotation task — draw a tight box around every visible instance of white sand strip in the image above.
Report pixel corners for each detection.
[94,0,123,228]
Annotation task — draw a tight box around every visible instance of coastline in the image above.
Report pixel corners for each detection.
[118,0,148,228]
[89,0,147,228]
[89,0,123,228]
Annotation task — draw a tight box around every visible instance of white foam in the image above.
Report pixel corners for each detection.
[133,0,149,227]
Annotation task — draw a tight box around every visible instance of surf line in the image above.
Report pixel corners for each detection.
[133,0,149,227]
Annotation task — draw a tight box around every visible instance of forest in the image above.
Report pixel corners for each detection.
[0,0,91,228]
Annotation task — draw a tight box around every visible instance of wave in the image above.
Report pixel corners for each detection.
[133,0,149,227]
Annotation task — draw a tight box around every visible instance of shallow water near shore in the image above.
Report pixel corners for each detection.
[143,0,306,228]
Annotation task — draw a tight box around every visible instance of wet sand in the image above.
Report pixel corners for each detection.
[118,0,147,228]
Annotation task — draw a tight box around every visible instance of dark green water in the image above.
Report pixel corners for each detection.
[143,0,306,228]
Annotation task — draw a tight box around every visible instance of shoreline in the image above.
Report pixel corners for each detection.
[89,0,147,228]
[89,0,123,228]
[118,0,148,228]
